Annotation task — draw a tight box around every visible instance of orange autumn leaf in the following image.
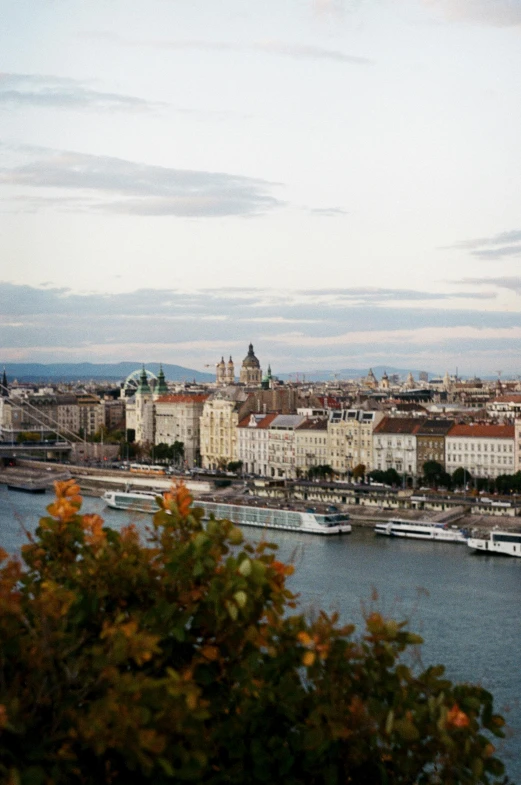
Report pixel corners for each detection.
[175,483,193,518]
[297,631,313,647]
[201,645,219,661]
[446,704,470,728]
[83,514,106,547]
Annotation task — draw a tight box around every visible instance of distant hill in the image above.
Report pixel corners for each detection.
[1,362,214,384]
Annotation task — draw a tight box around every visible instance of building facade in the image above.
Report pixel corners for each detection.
[445,423,515,480]
[237,413,277,475]
[200,388,249,469]
[154,394,209,467]
[416,419,454,475]
[327,409,384,475]
[295,418,328,476]
[372,417,424,477]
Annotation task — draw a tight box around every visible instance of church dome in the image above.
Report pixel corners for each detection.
[242,343,260,368]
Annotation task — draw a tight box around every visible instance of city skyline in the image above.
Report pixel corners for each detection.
[1,0,521,373]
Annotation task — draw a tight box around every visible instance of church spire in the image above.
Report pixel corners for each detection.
[156,364,168,395]
[136,365,151,394]
[1,367,8,397]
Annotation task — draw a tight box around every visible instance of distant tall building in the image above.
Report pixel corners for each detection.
[216,356,236,386]
[239,343,262,386]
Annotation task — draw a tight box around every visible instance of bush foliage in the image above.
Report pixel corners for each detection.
[0,481,509,784]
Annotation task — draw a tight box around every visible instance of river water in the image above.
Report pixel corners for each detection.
[1,486,520,781]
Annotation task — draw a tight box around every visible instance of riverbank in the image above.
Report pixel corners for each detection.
[3,462,520,534]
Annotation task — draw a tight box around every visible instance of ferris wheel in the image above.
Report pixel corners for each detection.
[122,368,158,395]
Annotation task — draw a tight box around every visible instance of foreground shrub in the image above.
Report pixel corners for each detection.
[0,481,509,784]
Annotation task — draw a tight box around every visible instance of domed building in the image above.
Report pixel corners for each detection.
[239,343,262,386]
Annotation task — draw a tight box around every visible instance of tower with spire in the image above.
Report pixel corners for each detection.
[154,364,169,398]
[216,357,226,386]
[1,368,8,397]
[225,356,235,385]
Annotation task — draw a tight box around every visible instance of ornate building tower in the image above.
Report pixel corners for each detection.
[1,368,8,397]
[239,344,262,386]
[225,356,235,385]
[154,364,169,398]
[216,357,226,386]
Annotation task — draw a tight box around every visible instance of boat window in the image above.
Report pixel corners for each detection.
[492,533,521,544]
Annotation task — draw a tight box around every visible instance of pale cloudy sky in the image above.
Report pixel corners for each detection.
[1,0,521,376]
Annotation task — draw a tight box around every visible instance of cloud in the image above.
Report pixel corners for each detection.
[0,146,283,217]
[308,207,348,216]
[442,228,521,260]
[268,324,521,347]
[422,0,521,26]
[0,73,162,112]
[444,229,521,250]
[0,282,518,372]
[457,276,521,294]
[83,32,372,65]
[472,245,521,260]
[292,287,496,302]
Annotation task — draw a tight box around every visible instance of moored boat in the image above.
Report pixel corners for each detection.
[102,490,351,535]
[467,530,521,557]
[374,518,468,543]
[7,483,47,494]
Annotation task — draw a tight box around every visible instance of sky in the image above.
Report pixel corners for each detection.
[1,0,521,377]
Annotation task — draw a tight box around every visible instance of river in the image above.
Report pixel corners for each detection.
[1,486,520,781]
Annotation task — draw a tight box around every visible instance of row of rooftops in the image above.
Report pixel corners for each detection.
[373,417,515,439]
[236,413,517,439]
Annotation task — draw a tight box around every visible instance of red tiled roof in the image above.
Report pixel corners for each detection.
[238,413,278,429]
[447,424,515,438]
[296,418,328,431]
[314,396,342,409]
[373,416,425,435]
[491,395,521,403]
[155,394,209,404]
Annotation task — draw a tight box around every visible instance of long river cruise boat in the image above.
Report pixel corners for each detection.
[467,530,521,557]
[102,490,352,535]
[374,518,468,543]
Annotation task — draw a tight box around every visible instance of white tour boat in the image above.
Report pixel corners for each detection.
[103,489,163,513]
[467,530,521,557]
[374,518,468,543]
[102,491,351,535]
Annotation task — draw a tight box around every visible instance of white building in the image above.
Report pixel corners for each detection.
[267,414,306,479]
[372,417,424,477]
[445,423,515,479]
[237,413,278,475]
[154,394,209,467]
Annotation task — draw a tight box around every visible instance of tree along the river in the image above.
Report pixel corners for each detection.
[0,481,508,784]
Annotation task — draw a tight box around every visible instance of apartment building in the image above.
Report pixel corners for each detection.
[237,413,278,475]
[372,417,424,477]
[267,414,307,479]
[200,388,249,469]
[416,419,454,475]
[327,409,384,475]
[154,394,209,467]
[295,418,328,476]
[445,423,515,479]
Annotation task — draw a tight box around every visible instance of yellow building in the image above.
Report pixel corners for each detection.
[327,409,384,476]
[200,388,249,469]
